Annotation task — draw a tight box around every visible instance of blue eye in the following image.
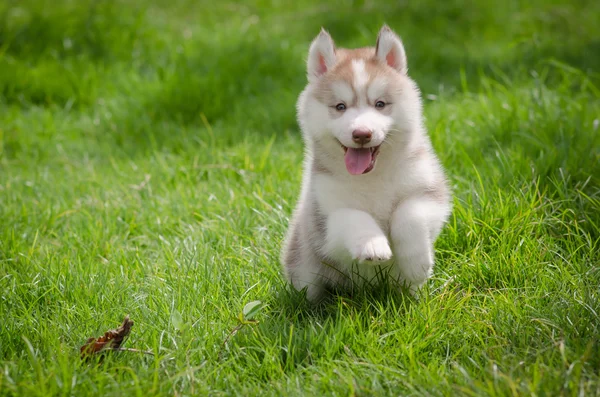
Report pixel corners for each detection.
[335,103,346,111]
[375,101,386,109]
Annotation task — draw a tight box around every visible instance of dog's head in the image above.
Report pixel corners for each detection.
[298,26,422,175]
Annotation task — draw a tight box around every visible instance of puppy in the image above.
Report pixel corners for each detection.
[281,25,452,302]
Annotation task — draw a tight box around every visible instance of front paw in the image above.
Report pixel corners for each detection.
[350,235,393,264]
[395,250,434,285]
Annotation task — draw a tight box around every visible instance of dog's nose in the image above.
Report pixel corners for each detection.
[352,129,372,145]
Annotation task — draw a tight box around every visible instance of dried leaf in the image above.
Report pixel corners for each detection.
[80,315,134,359]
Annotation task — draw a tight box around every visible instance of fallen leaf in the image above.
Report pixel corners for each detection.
[80,315,134,359]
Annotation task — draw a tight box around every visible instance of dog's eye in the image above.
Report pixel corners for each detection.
[335,103,346,111]
[375,101,386,109]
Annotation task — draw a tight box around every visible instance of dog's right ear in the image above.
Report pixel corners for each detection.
[307,28,336,82]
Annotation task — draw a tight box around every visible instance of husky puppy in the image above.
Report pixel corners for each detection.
[281,25,452,302]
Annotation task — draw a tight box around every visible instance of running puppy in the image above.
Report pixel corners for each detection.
[281,26,452,302]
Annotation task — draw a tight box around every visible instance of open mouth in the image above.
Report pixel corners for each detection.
[339,142,381,175]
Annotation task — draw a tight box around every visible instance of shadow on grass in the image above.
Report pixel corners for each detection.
[272,280,416,320]
[218,276,417,374]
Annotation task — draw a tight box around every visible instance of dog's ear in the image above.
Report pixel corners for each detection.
[376,25,407,74]
[307,28,336,82]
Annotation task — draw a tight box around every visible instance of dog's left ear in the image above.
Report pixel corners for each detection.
[376,25,407,74]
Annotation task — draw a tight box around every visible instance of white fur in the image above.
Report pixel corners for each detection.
[331,81,354,104]
[307,29,336,82]
[281,26,451,302]
[352,60,369,95]
[367,77,388,101]
[376,26,408,74]
[325,208,392,263]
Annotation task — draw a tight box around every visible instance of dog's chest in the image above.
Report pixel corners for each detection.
[312,172,403,228]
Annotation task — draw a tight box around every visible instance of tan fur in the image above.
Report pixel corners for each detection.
[314,47,403,110]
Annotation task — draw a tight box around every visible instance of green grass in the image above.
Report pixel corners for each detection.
[1,0,599,395]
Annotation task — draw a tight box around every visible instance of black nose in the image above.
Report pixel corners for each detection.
[352,129,372,145]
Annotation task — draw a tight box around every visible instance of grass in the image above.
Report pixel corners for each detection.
[1,0,599,395]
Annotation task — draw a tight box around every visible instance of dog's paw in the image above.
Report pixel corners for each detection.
[395,249,434,286]
[350,235,393,264]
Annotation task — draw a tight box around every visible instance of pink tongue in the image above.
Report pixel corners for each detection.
[344,148,372,175]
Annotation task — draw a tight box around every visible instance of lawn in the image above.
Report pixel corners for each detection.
[1,0,599,395]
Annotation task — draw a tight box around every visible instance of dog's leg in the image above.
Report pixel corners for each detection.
[390,197,449,295]
[325,209,392,264]
[282,228,326,302]
[287,253,326,303]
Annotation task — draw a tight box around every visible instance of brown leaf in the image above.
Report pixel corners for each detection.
[80,315,134,359]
